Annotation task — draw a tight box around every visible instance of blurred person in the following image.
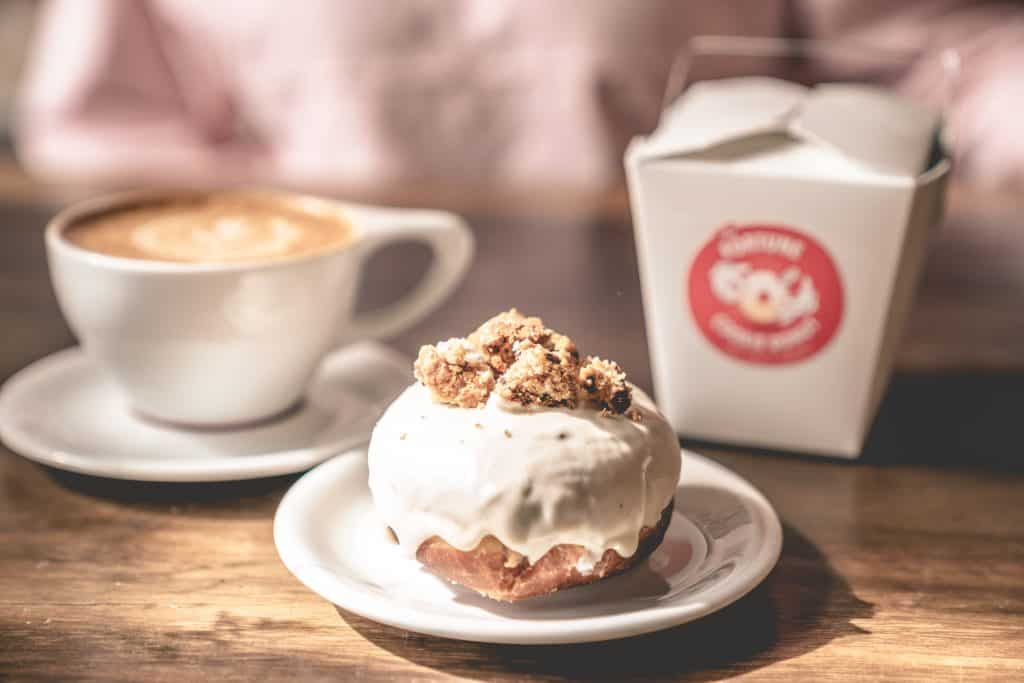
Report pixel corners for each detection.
[14,0,1024,192]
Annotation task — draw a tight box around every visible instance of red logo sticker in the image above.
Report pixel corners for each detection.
[688,224,843,365]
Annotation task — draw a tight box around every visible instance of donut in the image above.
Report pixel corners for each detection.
[368,311,681,602]
[412,501,673,601]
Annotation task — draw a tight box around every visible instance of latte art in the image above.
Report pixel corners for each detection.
[131,215,306,262]
[65,193,353,264]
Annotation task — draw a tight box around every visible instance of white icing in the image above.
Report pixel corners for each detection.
[367,383,681,564]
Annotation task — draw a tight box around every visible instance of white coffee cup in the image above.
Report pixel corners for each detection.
[45,190,473,426]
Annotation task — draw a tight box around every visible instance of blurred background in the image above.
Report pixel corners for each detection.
[1,0,1023,203]
[0,2,35,159]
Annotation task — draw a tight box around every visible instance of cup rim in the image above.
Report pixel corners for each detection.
[45,188,366,274]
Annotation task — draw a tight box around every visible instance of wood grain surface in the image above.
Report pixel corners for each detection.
[1,183,1023,681]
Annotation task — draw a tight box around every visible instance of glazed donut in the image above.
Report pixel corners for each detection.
[412,501,674,601]
[367,311,681,602]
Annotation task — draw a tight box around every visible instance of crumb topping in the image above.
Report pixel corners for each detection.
[579,357,631,414]
[469,310,547,373]
[496,341,580,408]
[414,309,633,414]
[413,338,495,408]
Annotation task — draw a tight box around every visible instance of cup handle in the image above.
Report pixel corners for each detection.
[341,206,473,342]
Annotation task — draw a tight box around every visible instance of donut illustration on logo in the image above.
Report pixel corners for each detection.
[688,224,843,364]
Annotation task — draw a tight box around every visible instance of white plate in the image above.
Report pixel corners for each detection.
[274,449,782,644]
[0,343,411,482]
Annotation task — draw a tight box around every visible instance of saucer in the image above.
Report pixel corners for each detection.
[274,449,782,644]
[0,343,411,482]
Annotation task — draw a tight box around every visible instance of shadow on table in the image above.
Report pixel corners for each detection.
[683,371,1024,472]
[338,523,872,681]
[39,465,297,517]
[860,371,1024,471]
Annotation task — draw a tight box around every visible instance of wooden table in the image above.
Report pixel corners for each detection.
[2,183,1023,681]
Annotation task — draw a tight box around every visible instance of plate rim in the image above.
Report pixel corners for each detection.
[274,448,783,644]
[0,345,409,482]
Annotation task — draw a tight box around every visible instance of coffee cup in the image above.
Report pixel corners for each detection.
[45,190,473,426]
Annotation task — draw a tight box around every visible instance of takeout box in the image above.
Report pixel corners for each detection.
[626,77,949,457]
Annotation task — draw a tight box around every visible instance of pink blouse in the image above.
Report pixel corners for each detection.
[16,0,1024,191]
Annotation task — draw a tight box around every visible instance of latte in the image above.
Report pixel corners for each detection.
[64,193,354,264]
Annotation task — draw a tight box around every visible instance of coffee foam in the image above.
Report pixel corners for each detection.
[65,193,353,264]
[130,214,307,262]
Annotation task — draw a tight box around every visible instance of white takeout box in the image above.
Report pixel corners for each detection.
[626,77,949,457]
